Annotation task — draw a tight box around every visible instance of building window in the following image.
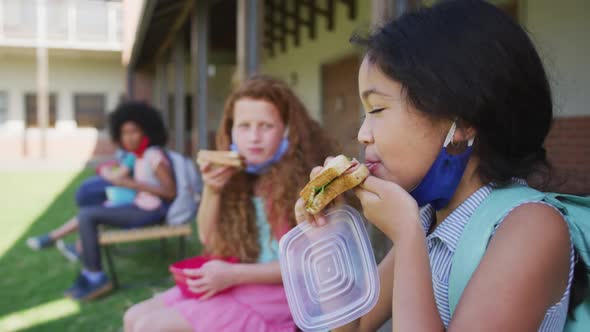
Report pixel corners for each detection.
[0,92,7,124]
[25,93,57,128]
[74,94,106,129]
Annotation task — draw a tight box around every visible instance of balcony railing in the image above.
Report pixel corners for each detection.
[0,0,122,51]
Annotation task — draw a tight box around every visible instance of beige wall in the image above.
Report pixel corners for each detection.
[206,64,235,131]
[261,1,371,121]
[122,0,146,66]
[0,48,124,129]
[523,0,590,117]
[156,62,235,132]
[262,0,589,120]
[0,48,124,161]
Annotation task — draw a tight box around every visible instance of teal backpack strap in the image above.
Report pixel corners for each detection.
[544,193,590,332]
[448,184,545,315]
[544,193,590,270]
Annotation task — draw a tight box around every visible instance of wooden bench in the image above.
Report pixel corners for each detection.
[99,223,194,288]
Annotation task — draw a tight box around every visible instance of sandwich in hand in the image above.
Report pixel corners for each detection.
[196,150,245,169]
[300,155,369,214]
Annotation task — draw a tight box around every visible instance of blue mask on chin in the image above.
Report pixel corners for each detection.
[230,137,289,175]
[410,122,475,210]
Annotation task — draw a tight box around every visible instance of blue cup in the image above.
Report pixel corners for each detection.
[105,186,136,206]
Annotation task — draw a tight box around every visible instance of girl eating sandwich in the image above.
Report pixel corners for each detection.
[295,1,585,331]
[124,75,337,332]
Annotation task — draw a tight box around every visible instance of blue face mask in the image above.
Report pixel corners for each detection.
[230,136,290,175]
[410,122,475,210]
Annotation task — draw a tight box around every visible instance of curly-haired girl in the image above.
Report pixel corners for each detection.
[66,101,176,301]
[124,75,336,332]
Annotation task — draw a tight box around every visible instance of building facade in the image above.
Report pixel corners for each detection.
[0,0,125,162]
[125,0,590,194]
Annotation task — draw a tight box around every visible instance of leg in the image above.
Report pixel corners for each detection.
[27,216,79,250]
[67,205,165,300]
[78,205,164,272]
[75,175,111,207]
[49,217,79,240]
[124,296,167,332]
[27,175,109,251]
[160,238,167,258]
[132,306,192,332]
[178,236,186,259]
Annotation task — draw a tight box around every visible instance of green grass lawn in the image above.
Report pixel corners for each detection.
[0,169,202,332]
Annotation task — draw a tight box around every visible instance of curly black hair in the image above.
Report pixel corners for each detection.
[108,101,168,147]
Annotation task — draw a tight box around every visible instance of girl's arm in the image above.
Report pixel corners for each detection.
[390,203,570,332]
[100,164,129,179]
[391,222,444,332]
[115,162,176,201]
[232,261,283,284]
[197,186,222,244]
[196,164,236,244]
[353,176,571,331]
[447,203,571,331]
[184,260,283,299]
[334,248,396,332]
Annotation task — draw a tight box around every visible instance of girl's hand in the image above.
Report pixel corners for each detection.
[294,157,344,227]
[200,161,237,193]
[100,168,116,182]
[183,260,237,300]
[354,176,421,242]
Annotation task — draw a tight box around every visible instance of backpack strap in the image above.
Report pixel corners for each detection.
[544,194,590,332]
[448,184,546,315]
[545,193,590,271]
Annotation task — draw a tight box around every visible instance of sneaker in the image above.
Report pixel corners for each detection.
[64,273,88,297]
[56,240,80,262]
[68,273,113,301]
[26,234,54,250]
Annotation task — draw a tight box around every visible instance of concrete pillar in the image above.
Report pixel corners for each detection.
[191,0,209,153]
[156,60,170,130]
[236,0,263,83]
[173,36,186,154]
[56,89,76,130]
[36,0,49,158]
[126,66,135,100]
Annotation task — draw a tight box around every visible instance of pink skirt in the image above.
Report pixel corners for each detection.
[158,284,296,332]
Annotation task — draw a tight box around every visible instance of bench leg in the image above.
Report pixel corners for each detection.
[104,245,119,289]
[160,238,167,258]
[178,236,186,259]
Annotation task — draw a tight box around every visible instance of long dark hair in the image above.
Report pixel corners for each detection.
[351,0,586,315]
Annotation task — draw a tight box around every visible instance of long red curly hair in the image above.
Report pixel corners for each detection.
[207,75,337,263]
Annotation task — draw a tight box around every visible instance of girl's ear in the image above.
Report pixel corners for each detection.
[453,126,477,145]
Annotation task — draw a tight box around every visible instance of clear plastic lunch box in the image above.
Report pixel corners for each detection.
[279,205,380,332]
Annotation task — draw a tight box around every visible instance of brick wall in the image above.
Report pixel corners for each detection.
[544,116,590,195]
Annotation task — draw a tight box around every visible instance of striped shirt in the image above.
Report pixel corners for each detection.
[421,181,574,331]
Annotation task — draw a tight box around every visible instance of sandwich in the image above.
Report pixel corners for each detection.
[300,155,369,214]
[196,150,245,169]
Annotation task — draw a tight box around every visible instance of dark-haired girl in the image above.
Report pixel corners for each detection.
[296,1,584,331]
[65,101,176,301]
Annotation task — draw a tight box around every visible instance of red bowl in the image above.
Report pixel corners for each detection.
[169,255,239,298]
